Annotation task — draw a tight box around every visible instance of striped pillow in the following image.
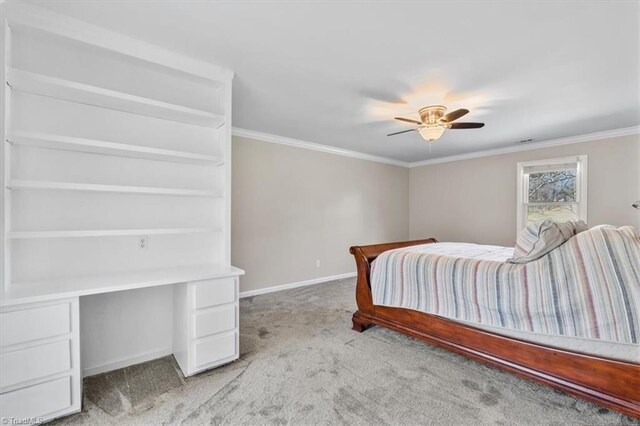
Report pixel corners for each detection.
[509,220,587,263]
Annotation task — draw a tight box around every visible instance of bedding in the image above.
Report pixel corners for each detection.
[370,225,640,344]
[509,219,588,263]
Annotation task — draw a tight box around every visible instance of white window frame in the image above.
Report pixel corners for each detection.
[516,155,588,234]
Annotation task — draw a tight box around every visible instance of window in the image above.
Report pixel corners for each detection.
[516,155,587,233]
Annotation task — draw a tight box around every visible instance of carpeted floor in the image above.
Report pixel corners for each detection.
[53,278,638,425]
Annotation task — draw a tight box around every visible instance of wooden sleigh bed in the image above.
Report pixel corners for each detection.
[349,238,640,418]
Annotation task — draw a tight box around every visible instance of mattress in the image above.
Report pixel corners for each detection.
[370,226,640,348]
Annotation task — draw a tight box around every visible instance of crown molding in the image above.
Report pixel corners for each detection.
[407,126,640,168]
[232,126,639,169]
[232,128,410,167]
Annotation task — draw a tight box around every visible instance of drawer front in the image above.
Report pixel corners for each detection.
[194,332,237,368]
[1,303,70,347]
[194,305,236,339]
[193,278,236,309]
[1,340,71,388]
[0,376,71,420]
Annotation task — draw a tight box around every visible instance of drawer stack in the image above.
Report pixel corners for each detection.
[0,299,81,423]
[173,277,239,376]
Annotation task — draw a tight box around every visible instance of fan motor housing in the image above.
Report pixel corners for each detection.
[418,105,446,124]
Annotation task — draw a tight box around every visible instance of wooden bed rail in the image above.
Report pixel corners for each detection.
[349,237,640,419]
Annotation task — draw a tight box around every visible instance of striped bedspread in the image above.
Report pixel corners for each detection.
[370,225,640,344]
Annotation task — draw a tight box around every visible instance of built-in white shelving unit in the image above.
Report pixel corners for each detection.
[1,5,241,421]
[1,7,236,293]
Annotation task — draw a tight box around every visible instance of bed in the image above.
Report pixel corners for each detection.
[349,225,640,418]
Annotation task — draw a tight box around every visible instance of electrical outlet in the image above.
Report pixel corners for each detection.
[316,260,321,268]
[139,235,148,250]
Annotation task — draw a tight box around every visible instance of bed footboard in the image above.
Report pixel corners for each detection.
[349,237,437,330]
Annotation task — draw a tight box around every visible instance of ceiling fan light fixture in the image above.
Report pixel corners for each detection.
[389,104,483,141]
[418,126,446,142]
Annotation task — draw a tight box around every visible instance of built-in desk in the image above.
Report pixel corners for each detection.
[0,265,244,423]
[1,264,244,307]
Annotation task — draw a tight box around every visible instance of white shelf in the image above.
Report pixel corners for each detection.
[9,227,219,239]
[1,264,245,307]
[7,131,224,166]
[6,68,225,128]
[7,179,222,197]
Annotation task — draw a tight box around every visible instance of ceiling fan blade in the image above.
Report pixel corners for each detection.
[440,109,469,123]
[394,117,423,125]
[449,122,485,129]
[387,129,417,136]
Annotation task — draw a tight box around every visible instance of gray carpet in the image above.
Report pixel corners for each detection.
[53,278,638,425]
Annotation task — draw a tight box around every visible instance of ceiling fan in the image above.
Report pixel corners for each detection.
[388,105,484,142]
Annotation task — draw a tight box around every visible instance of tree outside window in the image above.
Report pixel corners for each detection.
[516,156,587,233]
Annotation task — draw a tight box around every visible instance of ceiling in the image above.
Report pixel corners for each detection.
[32,0,640,162]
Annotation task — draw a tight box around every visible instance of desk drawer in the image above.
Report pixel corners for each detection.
[194,332,236,368]
[1,340,71,388]
[1,303,70,347]
[193,278,236,309]
[194,305,236,338]
[0,376,71,420]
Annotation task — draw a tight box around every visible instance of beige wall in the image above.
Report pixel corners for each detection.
[409,134,640,246]
[232,133,639,292]
[232,136,409,293]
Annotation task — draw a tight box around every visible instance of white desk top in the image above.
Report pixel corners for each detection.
[1,264,245,307]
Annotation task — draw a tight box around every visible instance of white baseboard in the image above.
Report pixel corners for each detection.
[82,346,174,378]
[239,272,356,298]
